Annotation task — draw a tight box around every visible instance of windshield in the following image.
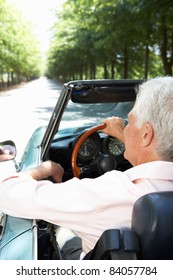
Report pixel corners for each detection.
[59,101,134,129]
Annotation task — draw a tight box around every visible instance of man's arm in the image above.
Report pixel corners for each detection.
[24,160,64,183]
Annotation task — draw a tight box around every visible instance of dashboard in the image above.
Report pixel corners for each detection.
[77,133,125,159]
[49,128,131,181]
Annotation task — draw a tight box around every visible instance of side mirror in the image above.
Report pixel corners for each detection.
[0,140,17,162]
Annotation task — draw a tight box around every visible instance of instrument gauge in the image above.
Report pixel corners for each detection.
[79,138,96,158]
[76,133,101,161]
[104,136,125,156]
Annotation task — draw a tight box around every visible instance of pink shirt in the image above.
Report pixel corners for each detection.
[1,161,173,254]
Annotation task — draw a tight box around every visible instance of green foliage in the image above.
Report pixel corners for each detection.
[45,0,173,81]
[0,0,41,88]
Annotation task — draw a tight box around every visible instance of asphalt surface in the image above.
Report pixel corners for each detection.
[0,77,63,160]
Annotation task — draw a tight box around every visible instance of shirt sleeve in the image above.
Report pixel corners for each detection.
[0,173,104,233]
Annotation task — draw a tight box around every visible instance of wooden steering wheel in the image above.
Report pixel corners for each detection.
[71,123,106,178]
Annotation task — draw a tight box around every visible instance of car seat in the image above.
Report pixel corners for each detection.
[84,191,173,260]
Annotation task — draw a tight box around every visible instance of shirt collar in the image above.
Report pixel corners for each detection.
[125,161,173,181]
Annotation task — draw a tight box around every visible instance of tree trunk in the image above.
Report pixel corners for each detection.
[144,45,149,79]
[90,61,96,79]
[85,64,88,79]
[111,60,115,79]
[160,28,173,76]
[80,64,83,80]
[103,62,108,79]
[123,48,129,79]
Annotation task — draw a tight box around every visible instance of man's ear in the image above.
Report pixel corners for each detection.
[141,122,154,147]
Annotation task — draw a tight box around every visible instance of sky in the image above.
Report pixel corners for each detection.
[9,0,65,52]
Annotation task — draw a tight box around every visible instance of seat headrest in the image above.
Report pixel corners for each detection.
[132,191,173,260]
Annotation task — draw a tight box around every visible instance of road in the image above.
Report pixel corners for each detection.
[0,77,63,160]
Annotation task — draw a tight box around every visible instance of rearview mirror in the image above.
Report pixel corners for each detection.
[0,140,17,162]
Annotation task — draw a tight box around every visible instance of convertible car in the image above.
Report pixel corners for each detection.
[1,79,173,260]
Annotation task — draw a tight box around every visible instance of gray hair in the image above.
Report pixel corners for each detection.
[132,76,173,161]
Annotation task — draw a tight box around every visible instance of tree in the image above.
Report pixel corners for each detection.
[0,0,42,88]
[46,0,172,81]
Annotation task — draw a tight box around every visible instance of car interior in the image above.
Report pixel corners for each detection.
[45,80,139,181]
[41,80,173,260]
